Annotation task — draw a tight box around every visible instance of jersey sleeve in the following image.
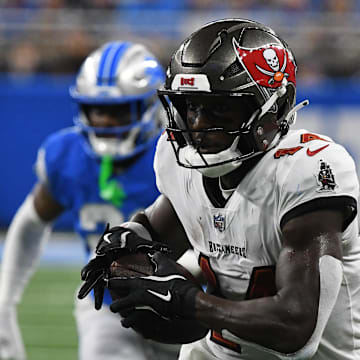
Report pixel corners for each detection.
[153,131,193,217]
[277,141,359,230]
[34,129,80,208]
[153,131,175,195]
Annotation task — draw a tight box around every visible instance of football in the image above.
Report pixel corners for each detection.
[109,251,199,283]
[108,252,209,344]
[109,252,154,278]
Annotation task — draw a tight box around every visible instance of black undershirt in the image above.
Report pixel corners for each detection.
[202,154,264,208]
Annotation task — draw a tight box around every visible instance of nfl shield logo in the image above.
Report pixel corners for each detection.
[213,214,226,232]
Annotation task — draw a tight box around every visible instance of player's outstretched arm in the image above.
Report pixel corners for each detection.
[0,183,63,360]
[193,209,344,357]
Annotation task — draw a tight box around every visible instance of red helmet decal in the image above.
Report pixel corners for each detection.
[236,44,296,89]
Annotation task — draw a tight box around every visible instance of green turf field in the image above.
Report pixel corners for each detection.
[18,267,80,360]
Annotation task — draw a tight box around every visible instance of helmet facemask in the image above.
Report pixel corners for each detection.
[75,99,158,159]
[159,83,294,178]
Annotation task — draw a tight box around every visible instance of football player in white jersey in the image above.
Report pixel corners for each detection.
[78,19,360,359]
[0,42,179,360]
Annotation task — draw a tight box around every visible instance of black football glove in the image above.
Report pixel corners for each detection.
[94,223,170,256]
[77,224,171,310]
[108,252,200,320]
[119,309,209,344]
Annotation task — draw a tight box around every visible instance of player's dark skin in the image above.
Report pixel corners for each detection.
[130,96,345,353]
[33,105,135,221]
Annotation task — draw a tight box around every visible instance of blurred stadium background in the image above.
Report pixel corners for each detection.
[0,0,359,359]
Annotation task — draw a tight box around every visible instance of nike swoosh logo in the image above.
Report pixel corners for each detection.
[147,289,172,302]
[103,233,112,244]
[307,144,329,156]
[120,231,130,248]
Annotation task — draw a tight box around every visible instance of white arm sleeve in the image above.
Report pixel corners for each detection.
[177,249,202,279]
[221,255,343,359]
[0,194,52,306]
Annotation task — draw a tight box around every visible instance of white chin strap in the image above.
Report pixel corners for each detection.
[178,136,243,178]
[88,127,140,157]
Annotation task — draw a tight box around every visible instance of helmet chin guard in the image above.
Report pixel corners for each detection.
[178,136,243,178]
[88,127,141,158]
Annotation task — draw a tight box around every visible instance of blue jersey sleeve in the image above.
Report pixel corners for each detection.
[35,127,92,208]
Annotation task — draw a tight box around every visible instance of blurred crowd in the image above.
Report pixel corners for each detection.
[1,0,358,11]
[0,0,359,80]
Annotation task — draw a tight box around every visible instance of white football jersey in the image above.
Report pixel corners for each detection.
[154,129,360,360]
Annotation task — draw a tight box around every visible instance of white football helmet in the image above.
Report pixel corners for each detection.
[70,41,165,160]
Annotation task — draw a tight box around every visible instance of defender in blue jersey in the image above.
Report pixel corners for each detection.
[0,42,178,360]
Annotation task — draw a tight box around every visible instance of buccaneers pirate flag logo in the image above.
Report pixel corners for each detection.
[232,38,296,89]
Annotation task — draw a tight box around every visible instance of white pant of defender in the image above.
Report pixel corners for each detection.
[75,295,180,360]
